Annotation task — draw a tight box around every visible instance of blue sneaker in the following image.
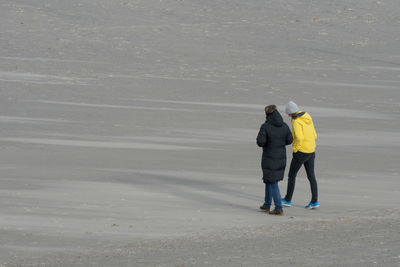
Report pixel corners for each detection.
[305,201,319,209]
[281,198,292,207]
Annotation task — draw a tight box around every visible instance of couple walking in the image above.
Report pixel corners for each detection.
[257,101,319,215]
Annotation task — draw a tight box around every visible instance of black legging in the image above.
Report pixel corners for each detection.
[285,152,318,203]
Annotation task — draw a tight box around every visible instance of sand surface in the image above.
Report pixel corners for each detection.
[1,0,399,266]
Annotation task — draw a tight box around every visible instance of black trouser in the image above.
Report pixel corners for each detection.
[285,152,318,203]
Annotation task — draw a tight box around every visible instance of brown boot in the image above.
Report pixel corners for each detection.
[259,205,270,212]
[269,209,283,216]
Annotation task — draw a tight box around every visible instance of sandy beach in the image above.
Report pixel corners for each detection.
[1,0,399,266]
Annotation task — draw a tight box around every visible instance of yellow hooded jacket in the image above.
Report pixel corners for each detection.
[292,111,317,153]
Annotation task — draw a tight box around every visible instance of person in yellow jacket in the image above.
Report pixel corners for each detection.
[281,101,319,209]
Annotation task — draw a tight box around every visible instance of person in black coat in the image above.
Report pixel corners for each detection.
[257,105,293,215]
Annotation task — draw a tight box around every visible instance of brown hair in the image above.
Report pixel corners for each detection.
[290,112,303,120]
[265,105,276,115]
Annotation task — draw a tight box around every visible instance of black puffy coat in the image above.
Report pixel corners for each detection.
[256,110,293,183]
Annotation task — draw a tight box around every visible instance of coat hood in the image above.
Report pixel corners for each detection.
[295,111,313,125]
[267,110,284,127]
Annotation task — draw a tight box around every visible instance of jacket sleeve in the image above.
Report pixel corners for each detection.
[256,124,267,147]
[292,120,304,152]
[313,123,317,139]
[286,126,293,145]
